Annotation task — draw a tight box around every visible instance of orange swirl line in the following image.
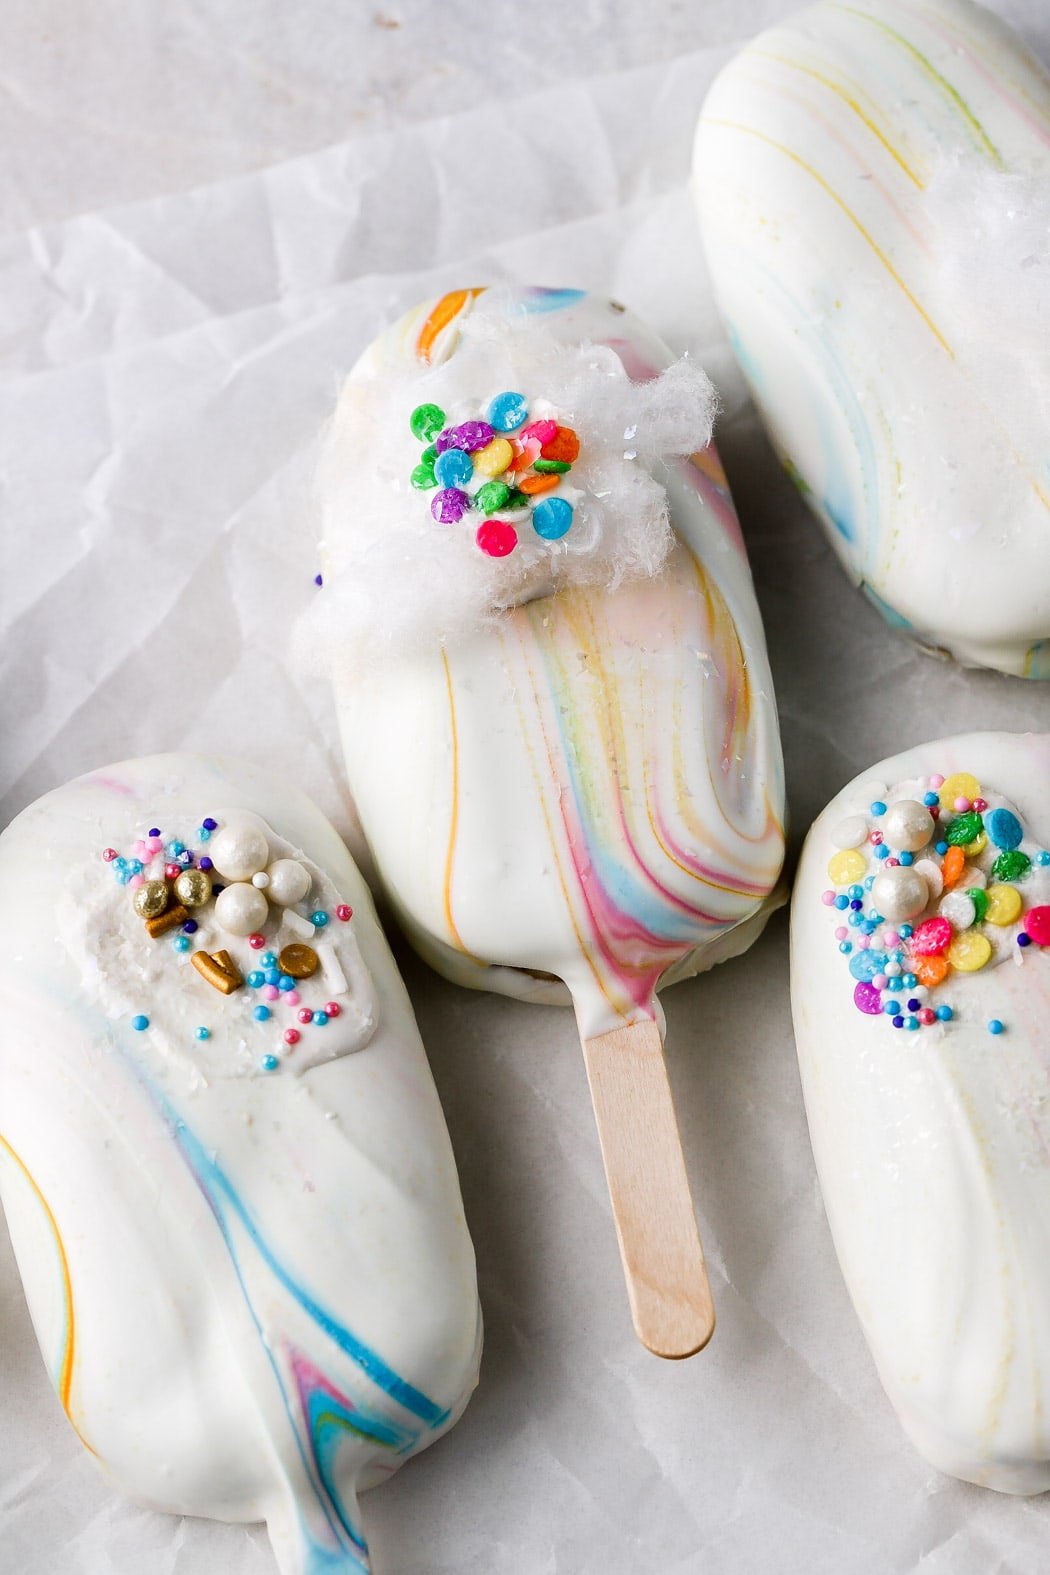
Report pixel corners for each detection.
[416,289,485,364]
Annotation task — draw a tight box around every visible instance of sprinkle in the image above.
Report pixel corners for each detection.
[874,845,889,860]
[200,857,214,872]
[476,518,518,557]
[1036,852,1050,867]
[870,800,887,817]
[912,953,949,987]
[473,438,514,477]
[434,448,474,489]
[247,970,264,988]
[947,931,992,972]
[487,392,530,432]
[991,849,1031,883]
[260,1054,280,1073]
[281,909,316,940]
[248,933,266,949]
[540,425,580,464]
[474,480,511,515]
[940,891,977,932]
[262,985,279,1002]
[173,935,191,953]
[967,887,989,924]
[531,497,574,540]
[905,1016,919,1031]
[899,851,914,866]
[297,1007,314,1025]
[316,942,348,996]
[821,891,836,906]
[919,1008,936,1025]
[883,999,901,1016]
[938,773,979,812]
[278,975,295,992]
[941,846,965,888]
[102,847,117,862]
[191,950,243,995]
[284,1029,301,1047]
[892,1015,904,1029]
[335,904,353,922]
[131,1014,149,1032]
[280,943,319,979]
[202,819,217,833]
[1023,906,1050,946]
[325,1001,342,1018]
[411,460,438,490]
[438,420,494,454]
[195,1027,210,1041]
[945,811,983,847]
[410,402,445,442]
[263,969,280,986]
[988,1019,1004,1036]
[1019,933,1032,947]
[431,487,471,524]
[870,831,884,846]
[854,982,882,1014]
[146,903,190,938]
[953,797,971,814]
[198,828,212,842]
[253,1005,272,1023]
[935,1005,953,1021]
[911,917,951,955]
[313,1010,330,1026]
[286,990,300,1006]
[922,792,939,807]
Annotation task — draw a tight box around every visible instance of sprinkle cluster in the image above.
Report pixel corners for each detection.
[822,770,1050,1037]
[101,818,354,1074]
[408,392,579,558]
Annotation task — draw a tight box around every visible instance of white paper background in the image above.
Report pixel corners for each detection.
[3,4,1050,1572]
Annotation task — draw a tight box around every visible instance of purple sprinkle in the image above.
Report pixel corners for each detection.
[853,981,882,1015]
[182,920,198,934]
[1018,932,1032,947]
[892,1015,905,1029]
[433,427,456,455]
[199,856,214,871]
[202,818,218,832]
[435,421,495,455]
[907,997,921,1011]
[314,573,323,587]
[148,827,161,838]
[431,487,471,524]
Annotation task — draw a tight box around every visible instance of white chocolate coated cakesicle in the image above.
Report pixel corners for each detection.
[792,733,1050,1492]
[0,755,481,1574]
[317,287,786,1356]
[693,0,1050,678]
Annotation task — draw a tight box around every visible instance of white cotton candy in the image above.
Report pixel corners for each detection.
[296,303,717,670]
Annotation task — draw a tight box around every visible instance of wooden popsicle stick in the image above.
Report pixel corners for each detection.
[581,1018,715,1359]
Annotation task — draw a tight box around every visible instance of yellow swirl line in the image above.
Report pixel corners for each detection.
[705,119,954,356]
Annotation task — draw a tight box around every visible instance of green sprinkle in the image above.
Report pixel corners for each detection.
[411,462,438,490]
[992,849,1031,882]
[410,403,445,442]
[475,480,510,515]
[967,886,988,924]
[503,489,530,509]
[945,811,983,846]
[533,458,571,474]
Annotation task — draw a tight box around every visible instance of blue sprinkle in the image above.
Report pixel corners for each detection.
[314,573,323,587]
[166,841,185,857]
[310,911,330,928]
[172,935,190,953]
[850,951,886,981]
[870,800,887,816]
[864,876,875,890]
[848,885,863,900]
[487,391,529,432]
[261,952,277,968]
[532,497,574,541]
[935,1005,953,1022]
[883,1000,900,1016]
[923,792,939,807]
[898,851,914,866]
[195,1027,210,1041]
[985,808,1022,851]
[313,1010,329,1026]
[848,912,863,927]
[1018,933,1032,948]
[434,448,474,489]
[901,973,917,991]
[869,912,884,926]
[114,857,129,870]
[131,1014,149,1032]
[838,940,852,954]
[247,971,264,988]
[116,871,131,885]
[899,924,913,939]
[261,1054,280,1073]
[264,968,280,986]
[200,857,214,871]
[935,841,948,856]
[874,845,889,861]
[1036,851,1050,867]
[253,1006,271,1023]
[182,919,198,934]
[988,1019,1004,1036]
[198,827,212,842]
[128,859,143,875]
[833,894,849,910]
[278,975,295,992]
[907,997,921,1011]
[202,817,218,831]
[148,827,161,838]
[905,1016,919,1031]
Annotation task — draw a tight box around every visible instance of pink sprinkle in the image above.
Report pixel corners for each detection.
[285,990,300,1006]
[283,1029,300,1047]
[297,1007,313,1025]
[165,863,179,879]
[133,840,149,859]
[821,890,836,906]
[973,798,988,813]
[523,418,557,446]
[869,831,883,845]
[102,847,118,862]
[872,973,888,990]
[857,936,870,950]
[954,796,970,813]
[929,774,945,789]
[325,1001,342,1018]
[147,836,164,854]
[1024,906,1050,946]
[262,985,279,1002]
[335,904,352,922]
[128,874,145,890]
[248,933,266,949]
[834,926,848,940]
[911,916,952,955]
[887,857,900,867]
[918,1008,936,1026]
[883,930,900,947]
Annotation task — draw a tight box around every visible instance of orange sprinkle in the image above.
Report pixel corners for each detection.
[941,846,965,888]
[911,952,949,987]
[541,425,580,464]
[518,472,561,496]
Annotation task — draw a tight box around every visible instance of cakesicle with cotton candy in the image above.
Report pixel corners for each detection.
[307,286,786,1357]
[792,733,1050,1492]
[0,755,481,1574]
[693,0,1050,678]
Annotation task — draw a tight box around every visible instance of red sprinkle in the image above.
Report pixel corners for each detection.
[335,904,353,922]
[918,1008,937,1026]
[869,831,883,845]
[297,1007,313,1025]
[325,1002,342,1018]
[887,857,900,867]
[102,847,118,862]
[248,933,266,949]
[164,863,180,879]
[1024,906,1050,947]
[973,798,988,812]
[283,1029,301,1047]
[911,916,952,955]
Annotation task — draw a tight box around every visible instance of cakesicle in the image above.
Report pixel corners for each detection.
[693,0,1050,677]
[792,733,1050,1491]
[0,755,481,1572]
[310,286,786,1356]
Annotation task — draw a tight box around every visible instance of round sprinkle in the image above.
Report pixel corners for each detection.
[336,904,352,922]
[939,891,977,932]
[870,800,887,817]
[434,448,474,489]
[263,969,280,986]
[991,849,1031,884]
[954,796,971,814]
[473,437,514,477]
[935,1005,953,1021]
[945,810,983,848]
[532,497,574,541]
[313,1010,329,1027]
[248,933,266,949]
[1023,906,1050,946]
[431,487,471,524]
[260,1054,280,1073]
[919,1008,936,1025]
[262,985,279,1002]
[253,1005,272,1023]
[476,518,518,557]
[247,971,264,988]
[199,857,214,872]
[311,911,330,929]
[1036,852,1050,868]
[474,480,511,515]
[937,773,980,813]
[487,392,529,432]
[286,989,301,1006]
[284,1029,301,1047]
[131,1015,149,1032]
[1019,933,1032,948]
[280,943,319,979]
[853,981,882,1015]
[947,931,992,972]
[922,792,939,807]
[871,865,928,923]
[985,807,1022,850]
[449,420,495,453]
[913,953,949,987]
[278,975,296,992]
[892,1015,905,1029]
[324,1000,341,1018]
[297,1007,314,1025]
[883,999,901,1016]
[410,402,445,442]
[133,879,170,920]
[102,847,118,862]
[172,935,191,953]
[829,850,867,886]
[411,460,438,490]
[988,1019,1005,1036]
[882,800,934,853]
[195,1027,210,1041]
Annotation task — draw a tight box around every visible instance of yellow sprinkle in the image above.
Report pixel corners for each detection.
[474,438,514,478]
[828,849,866,885]
[948,932,992,972]
[938,772,981,812]
[985,884,1022,926]
[962,831,987,858]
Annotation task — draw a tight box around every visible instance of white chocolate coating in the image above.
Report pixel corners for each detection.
[0,755,481,1572]
[693,0,1050,678]
[792,732,1050,1492]
[324,288,786,1039]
